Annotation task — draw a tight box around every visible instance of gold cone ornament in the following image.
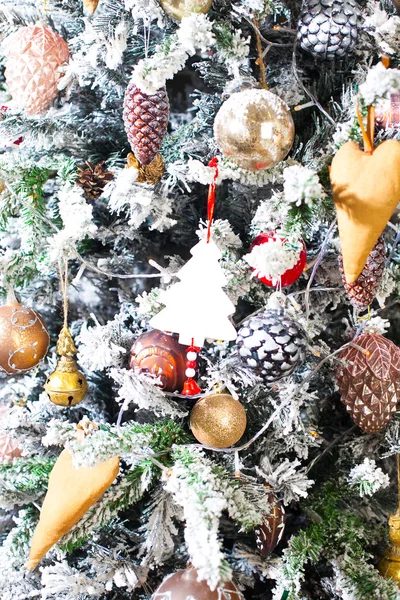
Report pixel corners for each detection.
[4,25,69,115]
[126,152,165,185]
[330,104,400,283]
[379,456,400,586]
[27,446,119,570]
[44,327,88,406]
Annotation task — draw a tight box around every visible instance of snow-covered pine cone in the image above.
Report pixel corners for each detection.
[237,310,307,383]
[297,0,361,60]
[339,236,386,312]
[123,81,170,166]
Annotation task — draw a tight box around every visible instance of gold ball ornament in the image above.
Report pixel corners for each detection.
[379,510,400,586]
[160,0,212,20]
[0,301,49,375]
[190,393,247,448]
[214,89,295,171]
[44,356,88,407]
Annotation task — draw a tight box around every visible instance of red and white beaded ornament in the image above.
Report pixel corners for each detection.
[150,158,237,395]
[244,232,306,288]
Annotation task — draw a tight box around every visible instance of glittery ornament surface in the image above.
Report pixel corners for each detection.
[337,333,400,433]
[4,25,69,115]
[339,236,386,311]
[255,492,286,556]
[0,301,49,375]
[375,94,400,130]
[237,310,307,382]
[151,567,245,599]
[123,81,169,165]
[160,0,212,20]
[190,393,247,448]
[214,89,294,171]
[297,0,361,60]
[129,330,187,393]
[0,407,22,463]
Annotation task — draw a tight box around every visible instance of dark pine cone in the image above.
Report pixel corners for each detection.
[339,236,386,312]
[297,0,361,60]
[237,310,307,383]
[123,81,170,166]
[76,161,114,201]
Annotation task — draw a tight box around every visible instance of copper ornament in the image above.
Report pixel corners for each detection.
[44,327,88,407]
[160,0,212,20]
[214,89,294,171]
[129,330,187,393]
[4,25,69,115]
[337,333,400,433]
[255,492,286,556]
[0,301,49,375]
[151,567,245,600]
[190,393,247,448]
[375,94,400,130]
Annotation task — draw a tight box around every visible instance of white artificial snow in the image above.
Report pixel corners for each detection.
[77,318,131,372]
[348,458,390,497]
[283,165,325,207]
[359,63,400,107]
[125,0,164,26]
[196,219,242,252]
[243,237,302,285]
[257,456,314,504]
[364,2,400,56]
[41,561,104,598]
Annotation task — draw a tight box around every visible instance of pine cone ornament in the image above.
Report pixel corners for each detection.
[123,81,170,165]
[237,310,307,383]
[255,492,286,556]
[297,0,361,60]
[4,25,69,115]
[77,161,114,200]
[337,334,400,433]
[339,236,386,311]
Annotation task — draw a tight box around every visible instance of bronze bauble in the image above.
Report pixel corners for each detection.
[337,333,400,433]
[190,393,247,448]
[44,356,88,406]
[214,89,294,171]
[255,492,286,556]
[160,0,212,20]
[129,330,187,393]
[0,301,49,375]
[151,567,245,599]
[379,510,400,586]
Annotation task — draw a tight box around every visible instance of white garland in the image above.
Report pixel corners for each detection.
[347,458,390,497]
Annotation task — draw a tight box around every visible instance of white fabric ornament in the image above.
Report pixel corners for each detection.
[150,238,237,347]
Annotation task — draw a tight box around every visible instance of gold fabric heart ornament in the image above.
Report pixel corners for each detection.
[27,449,119,570]
[330,139,400,283]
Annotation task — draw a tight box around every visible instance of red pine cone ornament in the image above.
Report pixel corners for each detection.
[339,236,386,311]
[4,25,69,115]
[337,334,400,433]
[123,81,170,165]
[248,232,307,288]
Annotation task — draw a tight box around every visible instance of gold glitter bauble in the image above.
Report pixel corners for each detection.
[379,510,400,586]
[214,89,295,171]
[44,356,88,407]
[190,393,247,448]
[0,301,49,375]
[160,0,212,20]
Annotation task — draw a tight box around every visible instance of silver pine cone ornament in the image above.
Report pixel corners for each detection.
[237,310,307,383]
[297,0,362,60]
[339,236,386,312]
[123,81,170,166]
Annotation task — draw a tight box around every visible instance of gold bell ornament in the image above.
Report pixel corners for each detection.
[379,455,400,585]
[160,0,212,21]
[44,327,88,406]
[44,259,88,407]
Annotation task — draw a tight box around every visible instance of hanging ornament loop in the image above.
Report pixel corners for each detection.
[206,157,218,243]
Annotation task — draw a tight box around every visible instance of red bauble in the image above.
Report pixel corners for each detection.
[337,333,400,433]
[250,232,306,288]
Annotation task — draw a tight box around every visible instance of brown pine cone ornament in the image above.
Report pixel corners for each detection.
[76,161,114,200]
[123,81,169,165]
[337,333,400,433]
[255,492,286,556]
[339,236,386,311]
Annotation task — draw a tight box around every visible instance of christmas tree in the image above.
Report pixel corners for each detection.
[1,0,400,599]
